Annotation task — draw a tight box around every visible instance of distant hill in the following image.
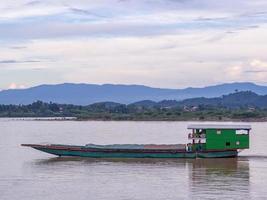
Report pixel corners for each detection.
[129,100,158,108]
[179,91,267,108]
[131,91,267,109]
[1,82,267,105]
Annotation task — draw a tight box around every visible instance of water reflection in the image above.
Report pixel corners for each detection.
[34,157,193,166]
[33,156,249,168]
[28,157,251,200]
[189,158,250,200]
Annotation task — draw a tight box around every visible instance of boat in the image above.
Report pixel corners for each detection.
[21,124,251,158]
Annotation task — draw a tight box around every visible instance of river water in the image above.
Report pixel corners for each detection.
[0,120,267,200]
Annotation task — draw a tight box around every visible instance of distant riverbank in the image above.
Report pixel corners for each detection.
[2,116,267,122]
[2,91,267,122]
[0,117,77,121]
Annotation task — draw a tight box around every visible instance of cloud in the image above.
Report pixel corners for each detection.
[0,59,40,64]
[1,1,267,89]
[250,59,267,68]
[225,59,267,83]
[68,7,107,18]
[9,46,27,49]
[24,1,42,6]
[8,82,17,89]
[0,0,267,40]
[1,23,267,88]
[8,82,25,89]
[244,70,267,73]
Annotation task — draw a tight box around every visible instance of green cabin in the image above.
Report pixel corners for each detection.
[187,124,251,151]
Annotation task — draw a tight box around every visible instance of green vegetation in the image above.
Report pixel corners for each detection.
[1,91,267,121]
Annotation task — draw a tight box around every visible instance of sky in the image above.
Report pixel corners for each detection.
[1,0,267,90]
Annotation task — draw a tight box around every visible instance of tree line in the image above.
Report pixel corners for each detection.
[1,91,267,121]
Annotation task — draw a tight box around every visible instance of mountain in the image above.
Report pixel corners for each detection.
[129,100,158,108]
[1,82,267,105]
[179,91,267,108]
[113,91,267,109]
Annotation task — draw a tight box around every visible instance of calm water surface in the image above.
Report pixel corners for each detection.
[0,120,267,200]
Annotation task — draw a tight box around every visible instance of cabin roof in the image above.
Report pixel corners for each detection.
[187,124,251,130]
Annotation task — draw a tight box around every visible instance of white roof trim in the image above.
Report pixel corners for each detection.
[187,124,251,130]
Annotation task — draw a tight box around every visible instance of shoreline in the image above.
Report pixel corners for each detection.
[2,117,267,122]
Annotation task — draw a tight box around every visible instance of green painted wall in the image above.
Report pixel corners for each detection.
[205,129,249,150]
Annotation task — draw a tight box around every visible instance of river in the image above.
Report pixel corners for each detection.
[0,120,267,199]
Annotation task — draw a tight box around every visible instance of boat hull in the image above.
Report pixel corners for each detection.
[22,144,238,159]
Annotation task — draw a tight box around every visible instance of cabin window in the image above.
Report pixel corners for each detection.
[226,142,230,146]
[216,130,221,135]
[236,141,240,145]
[236,130,247,135]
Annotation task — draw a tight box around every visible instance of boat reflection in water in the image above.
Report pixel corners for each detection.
[32,156,249,199]
[189,158,250,199]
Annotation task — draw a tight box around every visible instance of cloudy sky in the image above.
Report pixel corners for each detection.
[1,0,267,90]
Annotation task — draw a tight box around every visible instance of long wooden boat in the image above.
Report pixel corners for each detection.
[22,124,251,159]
